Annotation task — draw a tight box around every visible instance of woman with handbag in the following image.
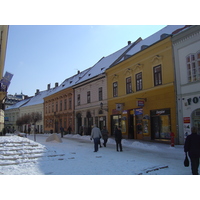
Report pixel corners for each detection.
[184,127,200,175]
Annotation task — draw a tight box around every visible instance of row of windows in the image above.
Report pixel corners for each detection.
[186,51,200,82]
[45,118,70,128]
[45,98,72,114]
[113,65,162,97]
[77,87,103,105]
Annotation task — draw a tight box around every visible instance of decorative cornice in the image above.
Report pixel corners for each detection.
[173,29,200,46]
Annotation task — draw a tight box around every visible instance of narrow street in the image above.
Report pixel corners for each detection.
[19,134,190,175]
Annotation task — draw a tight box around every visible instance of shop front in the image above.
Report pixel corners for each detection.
[110,107,147,139]
[150,108,171,141]
[182,95,200,138]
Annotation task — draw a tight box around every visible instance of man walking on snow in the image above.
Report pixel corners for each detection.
[90,124,102,152]
[184,126,200,175]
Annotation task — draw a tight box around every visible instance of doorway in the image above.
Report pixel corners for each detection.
[128,114,134,139]
[192,108,200,134]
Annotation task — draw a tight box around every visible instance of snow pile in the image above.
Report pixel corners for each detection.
[130,141,159,151]
[0,136,46,167]
[0,133,190,175]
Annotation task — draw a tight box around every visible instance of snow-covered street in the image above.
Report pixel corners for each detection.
[0,133,191,175]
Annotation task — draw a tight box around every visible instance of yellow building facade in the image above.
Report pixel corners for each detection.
[106,37,177,143]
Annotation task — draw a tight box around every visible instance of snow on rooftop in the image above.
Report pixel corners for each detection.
[5,98,31,110]
[75,42,134,84]
[20,90,52,107]
[120,25,186,61]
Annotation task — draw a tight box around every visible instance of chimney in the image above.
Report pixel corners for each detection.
[128,41,131,45]
[55,82,58,88]
[35,89,40,95]
[47,84,50,90]
[77,70,80,74]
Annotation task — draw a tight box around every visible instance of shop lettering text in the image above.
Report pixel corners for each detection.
[187,96,200,105]
[156,110,165,115]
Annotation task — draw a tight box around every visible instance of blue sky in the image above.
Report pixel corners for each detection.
[4,25,166,96]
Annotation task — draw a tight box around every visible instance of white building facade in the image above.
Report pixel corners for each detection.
[74,74,108,135]
[4,98,30,131]
[172,25,200,144]
[73,41,139,135]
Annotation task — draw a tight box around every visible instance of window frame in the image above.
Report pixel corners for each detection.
[113,82,118,97]
[136,72,142,91]
[99,87,103,101]
[87,91,91,103]
[186,52,200,82]
[154,65,162,86]
[126,76,132,94]
[77,94,80,106]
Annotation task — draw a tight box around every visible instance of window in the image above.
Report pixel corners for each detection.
[52,102,54,112]
[77,94,80,106]
[113,82,118,97]
[56,102,58,112]
[126,77,132,94]
[60,100,62,111]
[154,65,162,86]
[69,98,72,109]
[197,52,200,80]
[64,99,67,110]
[99,87,102,101]
[87,91,91,103]
[136,72,142,91]
[187,53,200,82]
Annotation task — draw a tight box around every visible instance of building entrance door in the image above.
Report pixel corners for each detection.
[192,108,200,134]
[128,114,134,139]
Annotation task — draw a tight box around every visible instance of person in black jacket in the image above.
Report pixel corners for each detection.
[114,126,123,152]
[184,127,200,175]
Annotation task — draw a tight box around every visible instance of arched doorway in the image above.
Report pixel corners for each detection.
[76,113,82,135]
[191,108,200,134]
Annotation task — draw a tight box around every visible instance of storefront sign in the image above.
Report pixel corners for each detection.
[183,117,191,138]
[186,96,200,106]
[116,103,123,111]
[137,100,144,107]
[151,109,170,116]
[183,117,190,123]
[156,110,165,115]
[135,108,143,115]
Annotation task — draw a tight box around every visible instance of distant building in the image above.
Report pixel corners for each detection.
[4,98,31,131]
[5,93,28,109]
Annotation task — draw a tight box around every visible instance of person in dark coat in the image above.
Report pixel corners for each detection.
[67,126,72,134]
[60,126,64,138]
[101,126,109,147]
[184,127,200,175]
[114,126,123,152]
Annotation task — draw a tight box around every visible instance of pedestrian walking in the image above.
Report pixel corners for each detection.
[67,126,72,134]
[101,126,109,147]
[60,126,64,138]
[28,127,31,135]
[90,124,102,152]
[114,126,123,152]
[184,126,200,175]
